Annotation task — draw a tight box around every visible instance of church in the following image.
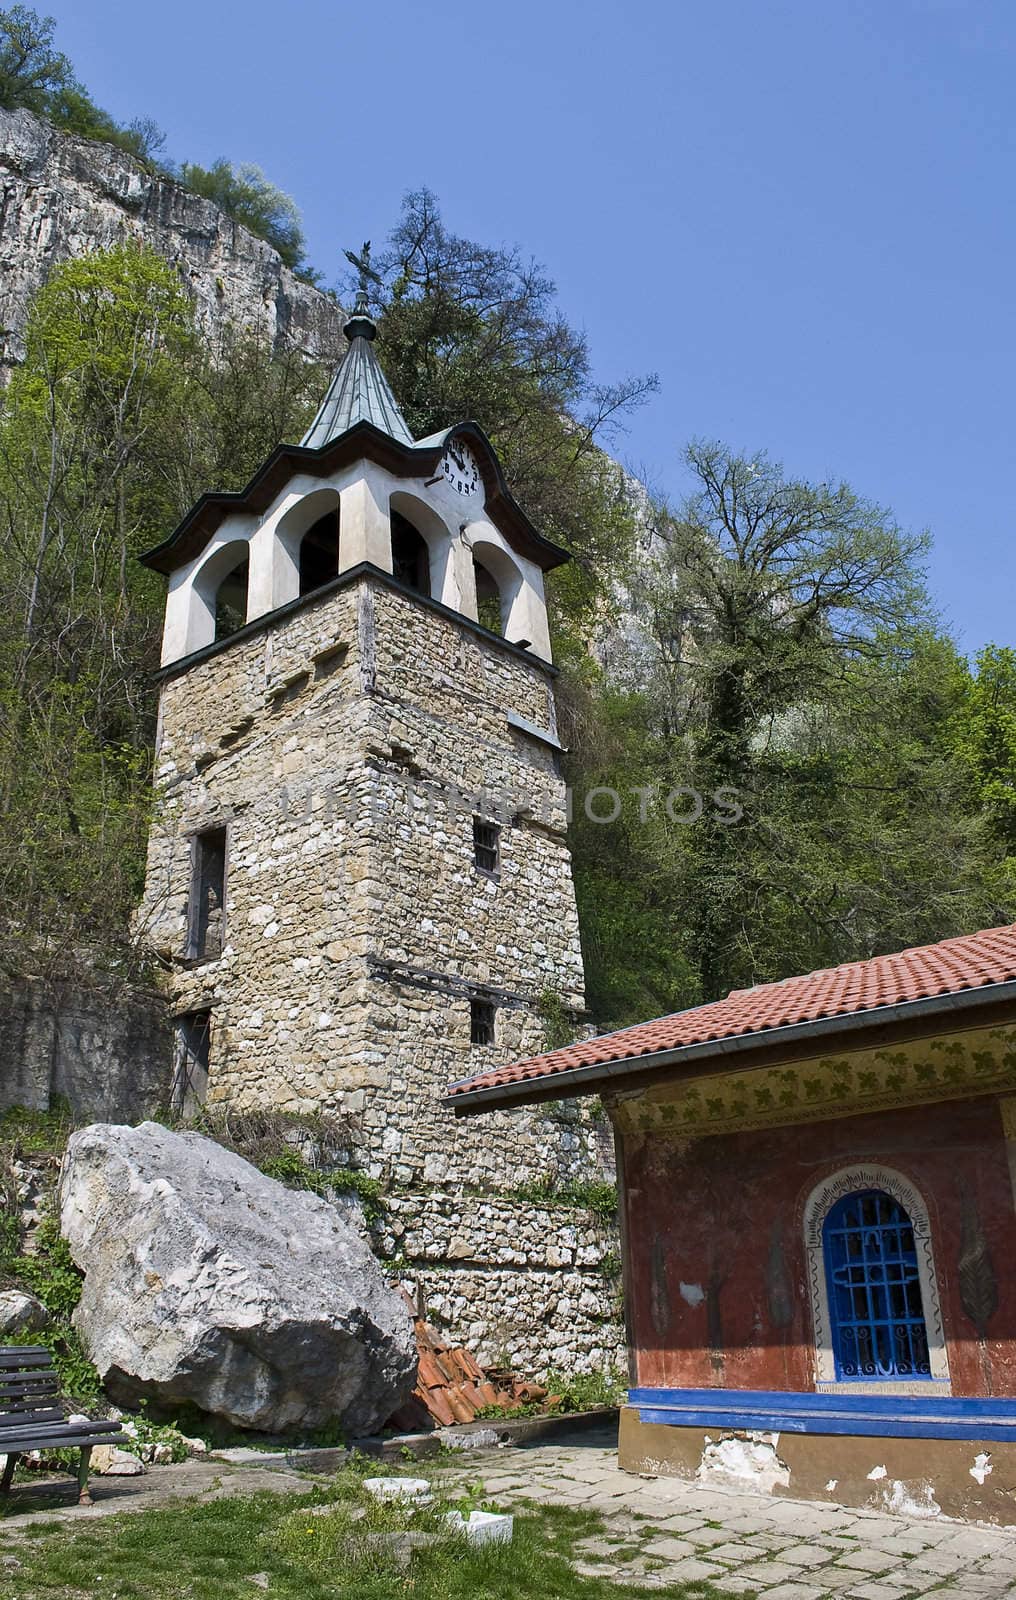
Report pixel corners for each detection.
[449,922,1016,1522]
[134,286,620,1375]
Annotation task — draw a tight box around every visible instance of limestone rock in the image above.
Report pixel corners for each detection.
[0,1289,49,1335]
[0,107,344,376]
[93,1446,145,1476]
[59,1121,417,1434]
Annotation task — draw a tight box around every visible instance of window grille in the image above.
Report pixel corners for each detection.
[470,998,496,1046]
[823,1189,932,1381]
[473,817,500,874]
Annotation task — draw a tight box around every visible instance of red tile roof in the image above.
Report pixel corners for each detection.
[447,922,1016,1104]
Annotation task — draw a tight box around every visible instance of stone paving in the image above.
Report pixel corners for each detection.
[446,1432,1016,1598]
[4,1426,1016,1596]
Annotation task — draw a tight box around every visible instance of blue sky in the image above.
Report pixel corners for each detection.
[54,0,1014,656]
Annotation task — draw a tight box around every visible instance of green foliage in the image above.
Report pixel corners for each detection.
[0,1099,72,1157]
[476,1364,625,1421]
[10,1214,81,1319]
[0,5,70,111]
[950,644,1016,877]
[568,443,1013,1019]
[0,1199,100,1404]
[510,1177,618,1224]
[537,989,579,1052]
[179,160,306,268]
[118,1406,191,1464]
[0,246,325,978]
[371,190,657,636]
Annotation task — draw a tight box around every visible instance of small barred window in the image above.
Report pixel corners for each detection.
[473,817,500,875]
[470,998,496,1046]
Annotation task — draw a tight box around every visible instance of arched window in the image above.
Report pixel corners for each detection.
[804,1166,949,1389]
[823,1190,931,1382]
[473,555,504,635]
[391,509,430,596]
[214,554,249,642]
[299,507,340,596]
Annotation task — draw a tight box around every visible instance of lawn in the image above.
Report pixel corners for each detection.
[0,1462,747,1600]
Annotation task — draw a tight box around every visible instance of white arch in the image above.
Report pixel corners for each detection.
[803,1164,950,1391]
[272,487,342,607]
[389,490,454,604]
[469,537,524,637]
[185,538,252,652]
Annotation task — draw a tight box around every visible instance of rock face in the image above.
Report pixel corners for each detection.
[0,107,345,373]
[58,1121,417,1434]
[0,1289,49,1335]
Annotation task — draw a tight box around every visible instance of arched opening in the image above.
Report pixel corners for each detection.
[214,553,249,642]
[472,554,504,635]
[822,1189,932,1382]
[299,506,341,595]
[391,509,431,597]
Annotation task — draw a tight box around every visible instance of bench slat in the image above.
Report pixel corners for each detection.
[0,1414,65,1428]
[0,1420,122,1442]
[0,1349,53,1367]
[0,1376,60,1392]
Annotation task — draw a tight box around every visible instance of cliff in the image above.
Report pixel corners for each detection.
[0,106,345,372]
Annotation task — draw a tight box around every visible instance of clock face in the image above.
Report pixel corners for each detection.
[441,439,481,497]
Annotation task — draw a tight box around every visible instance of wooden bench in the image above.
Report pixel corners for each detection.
[0,1346,123,1505]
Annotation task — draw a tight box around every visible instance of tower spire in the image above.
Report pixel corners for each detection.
[301,241,414,450]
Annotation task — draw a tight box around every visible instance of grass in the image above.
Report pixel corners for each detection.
[0,1463,744,1600]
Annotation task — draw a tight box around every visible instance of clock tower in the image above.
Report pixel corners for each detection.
[136,291,620,1374]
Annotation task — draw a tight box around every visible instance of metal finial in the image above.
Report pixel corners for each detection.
[343,240,382,311]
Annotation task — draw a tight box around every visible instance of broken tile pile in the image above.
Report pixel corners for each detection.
[388,1291,553,1430]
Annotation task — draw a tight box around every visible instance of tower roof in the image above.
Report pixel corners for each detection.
[301,291,414,450]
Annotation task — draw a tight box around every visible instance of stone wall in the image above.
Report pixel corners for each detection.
[137,569,623,1370]
[0,106,344,372]
[0,976,172,1121]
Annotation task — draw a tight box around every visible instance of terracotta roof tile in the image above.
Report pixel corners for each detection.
[448,921,1016,1102]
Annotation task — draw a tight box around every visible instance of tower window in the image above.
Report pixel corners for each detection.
[299,508,340,595]
[470,998,496,1047]
[172,1010,211,1115]
[186,825,227,961]
[473,817,500,875]
[391,509,431,596]
[823,1189,932,1381]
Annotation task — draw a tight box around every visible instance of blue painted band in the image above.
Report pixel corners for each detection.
[629,1387,1016,1443]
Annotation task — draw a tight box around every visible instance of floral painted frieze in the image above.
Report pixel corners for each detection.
[612,1025,1016,1137]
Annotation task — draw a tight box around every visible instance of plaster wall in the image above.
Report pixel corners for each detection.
[161,464,552,666]
[620,1093,1016,1397]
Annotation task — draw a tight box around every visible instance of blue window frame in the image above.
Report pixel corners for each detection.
[823,1189,932,1382]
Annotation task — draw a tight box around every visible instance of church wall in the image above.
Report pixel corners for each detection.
[620,1092,1016,1397]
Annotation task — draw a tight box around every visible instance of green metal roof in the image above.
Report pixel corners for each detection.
[301,292,414,450]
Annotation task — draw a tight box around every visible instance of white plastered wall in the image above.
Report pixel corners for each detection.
[159,455,553,666]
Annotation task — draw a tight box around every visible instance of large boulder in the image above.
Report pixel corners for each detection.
[58,1122,416,1435]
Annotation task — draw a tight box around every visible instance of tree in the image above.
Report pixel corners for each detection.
[567,444,1008,1018]
[950,645,1016,883]
[0,245,326,980]
[179,161,306,269]
[0,5,71,112]
[369,190,658,626]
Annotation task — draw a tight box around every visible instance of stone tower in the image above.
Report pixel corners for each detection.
[136,294,621,1372]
